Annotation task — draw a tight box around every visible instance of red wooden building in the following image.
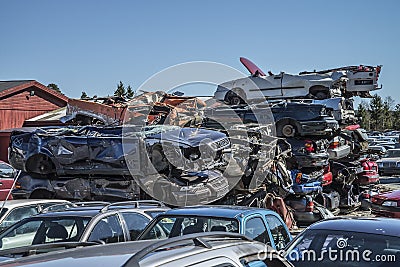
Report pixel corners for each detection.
[0,80,69,162]
[0,80,68,130]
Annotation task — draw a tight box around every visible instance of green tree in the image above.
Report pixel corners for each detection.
[47,83,62,94]
[114,81,126,98]
[126,85,135,99]
[357,101,371,131]
[81,91,89,99]
[369,94,384,131]
[382,96,395,130]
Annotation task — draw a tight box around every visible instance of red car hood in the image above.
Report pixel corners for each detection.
[372,189,400,205]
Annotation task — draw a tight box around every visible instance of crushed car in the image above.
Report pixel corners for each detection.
[214,57,382,105]
[9,125,231,205]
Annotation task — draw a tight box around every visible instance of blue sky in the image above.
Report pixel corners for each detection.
[1,0,399,105]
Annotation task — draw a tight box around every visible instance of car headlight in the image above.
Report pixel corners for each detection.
[382,201,398,207]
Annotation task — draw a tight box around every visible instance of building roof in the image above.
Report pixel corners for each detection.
[0,80,69,103]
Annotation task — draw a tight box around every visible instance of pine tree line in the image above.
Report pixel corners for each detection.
[358,94,400,131]
[80,81,135,100]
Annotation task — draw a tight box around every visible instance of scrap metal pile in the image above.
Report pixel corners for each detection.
[8,58,383,227]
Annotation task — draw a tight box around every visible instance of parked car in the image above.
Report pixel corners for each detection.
[371,189,400,218]
[283,217,399,267]
[377,149,400,175]
[0,199,69,232]
[137,205,292,250]
[214,57,382,105]
[0,232,293,267]
[0,200,169,252]
[0,162,17,201]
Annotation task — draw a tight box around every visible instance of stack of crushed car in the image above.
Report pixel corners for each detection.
[8,57,384,227]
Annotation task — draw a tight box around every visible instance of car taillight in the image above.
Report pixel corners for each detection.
[296,173,302,184]
[376,66,381,81]
[14,182,21,189]
[329,141,339,149]
[305,199,314,212]
[305,141,315,153]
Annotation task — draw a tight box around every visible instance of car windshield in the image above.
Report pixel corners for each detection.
[139,215,239,240]
[284,229,400,267]
[0,216,91,250]
[384,150,400,158]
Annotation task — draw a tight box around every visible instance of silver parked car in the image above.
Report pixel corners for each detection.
[377,149,400,175]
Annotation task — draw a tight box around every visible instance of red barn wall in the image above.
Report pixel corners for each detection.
[0,87,65,130]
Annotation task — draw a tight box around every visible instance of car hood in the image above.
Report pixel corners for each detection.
[145,127,228,148]
[373,189,400,201]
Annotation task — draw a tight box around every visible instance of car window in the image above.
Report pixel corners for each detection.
[285,229,400,263]
[265,214,290,250]
[121,212,149,240]
[88,215,124,244]
[0,205,38,230]
[244,217,271,245]
[0,217,89,250]
[140,216,239,240]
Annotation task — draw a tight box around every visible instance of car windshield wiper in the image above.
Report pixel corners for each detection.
[0,241,99,258]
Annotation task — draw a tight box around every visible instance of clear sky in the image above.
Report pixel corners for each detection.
[1,0,399,104]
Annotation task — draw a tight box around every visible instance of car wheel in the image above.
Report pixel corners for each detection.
[281,124,296,137]
[226,89,245,105]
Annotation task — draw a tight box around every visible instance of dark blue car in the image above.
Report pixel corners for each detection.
[137,205,292,250]
[284,217,400,266]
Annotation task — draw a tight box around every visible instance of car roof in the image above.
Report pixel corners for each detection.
[0,199,69,209]
[161,205,277,219]
[308,217,400,237]
[0,233,270,267]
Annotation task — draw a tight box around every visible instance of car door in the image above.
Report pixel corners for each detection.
[120,211,151,240]
[248,75,283,99]
[265,214,291,250]
[281,73,309,97]
[243,216,272,247]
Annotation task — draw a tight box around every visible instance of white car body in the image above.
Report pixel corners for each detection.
[215,57,382,105]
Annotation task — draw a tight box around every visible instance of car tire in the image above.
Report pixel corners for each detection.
[280,124,296,138]
[226,89,245,105]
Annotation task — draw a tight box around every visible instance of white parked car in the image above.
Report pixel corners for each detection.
[0,199,70,232]
[214,57,382,105]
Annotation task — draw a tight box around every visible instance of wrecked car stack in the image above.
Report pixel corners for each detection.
[8,57,383,228]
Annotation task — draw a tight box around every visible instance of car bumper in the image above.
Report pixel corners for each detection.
[328,146,351,160]
[356,173,380,185]
[371,203,400,218]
